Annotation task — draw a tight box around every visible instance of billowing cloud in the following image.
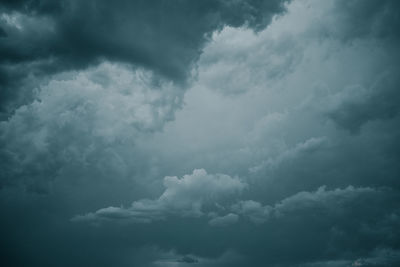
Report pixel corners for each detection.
[1,0,400,266]
[0,62,182,192]
[0,0,289,115]
[73,169,246,223]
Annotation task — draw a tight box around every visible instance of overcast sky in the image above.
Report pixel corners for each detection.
[1,0,400,266]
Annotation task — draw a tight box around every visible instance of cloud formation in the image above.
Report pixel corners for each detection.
[73,169,246,223]
[0,62,182,192]
[208,213,239,227]
[233,186,377,223]
[0,0,289,114]
[1,0,400,266]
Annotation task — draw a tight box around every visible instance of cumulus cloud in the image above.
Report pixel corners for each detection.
[198,26,302,95]
[0,0,289,115]
[73,169,246,223]
[122,0,400,264]
[0,62,182,191]
[2,0,400,267]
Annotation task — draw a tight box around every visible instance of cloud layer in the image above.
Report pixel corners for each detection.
[0,0,289,115]
[1,0,400,266]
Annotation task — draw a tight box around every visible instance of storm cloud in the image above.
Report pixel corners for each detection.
[1,0,400,266]
[0,0,288,115]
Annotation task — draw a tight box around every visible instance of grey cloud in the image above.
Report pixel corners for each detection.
[0,26,6,37]
[233,186,378,223]
[0,0,289,114]
[231,200,271,224]
[178,255,199,264]
[151,249,243,267]
[198,27,302,95]
[73,169,246,223]
[271,185,377,219]
[300,248,400,267]
[2,0,400,266]
[123,1,400,263]
[226,186,400,266]
[327,72,400,133]
[249,136,328,173]
[330,0,400,41]
[208,213,239,227]
[0,62,182,191]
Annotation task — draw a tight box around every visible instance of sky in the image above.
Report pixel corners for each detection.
[0,0,400,266]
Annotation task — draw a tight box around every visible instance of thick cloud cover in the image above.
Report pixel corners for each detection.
[0,62,182,192]
[1,0,400,266]
[0,0,288,115]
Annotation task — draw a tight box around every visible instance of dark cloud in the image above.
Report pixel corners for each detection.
[327,72,400,133]
[331,0,400,41]
[0,0,289,114]
[299,248,400,267]
[0,26,6,37]
[1,0,400,267]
